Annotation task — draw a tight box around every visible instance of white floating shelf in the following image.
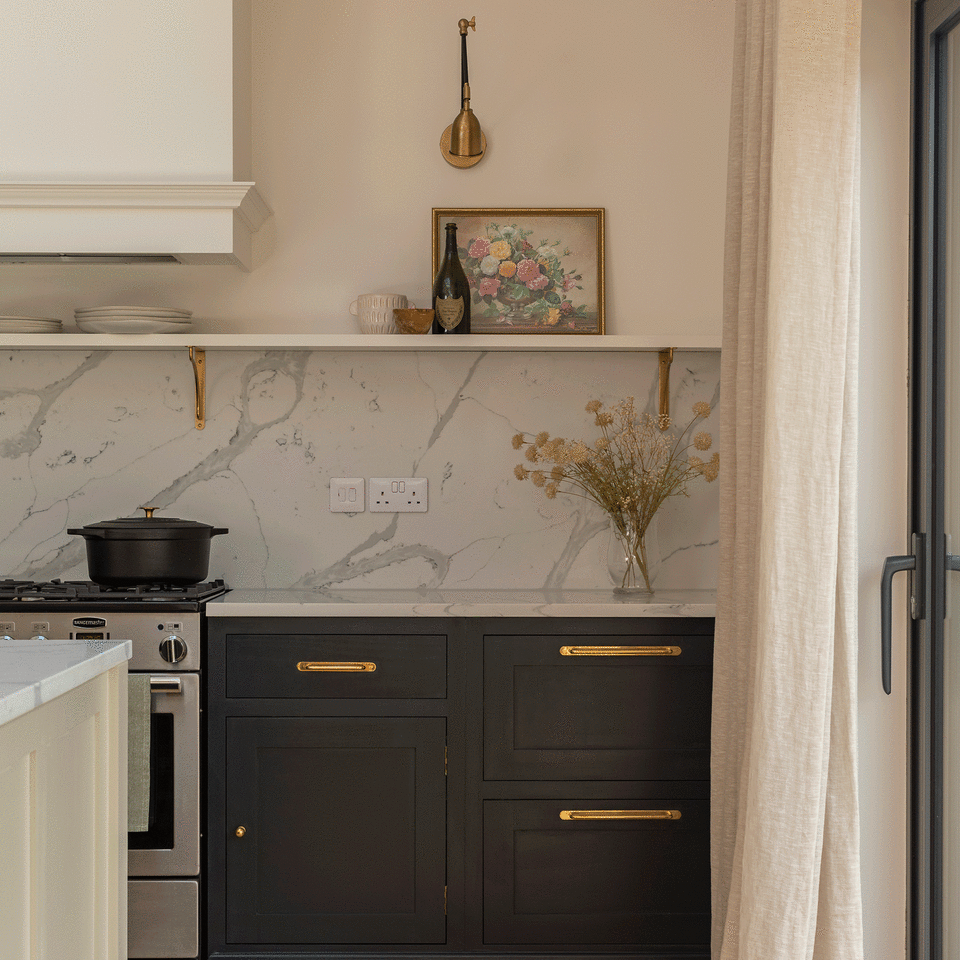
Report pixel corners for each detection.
[0,333,721,352]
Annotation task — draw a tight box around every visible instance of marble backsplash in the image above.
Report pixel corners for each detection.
[0,348,721,591]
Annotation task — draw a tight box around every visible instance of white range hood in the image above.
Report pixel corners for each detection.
[0,181,270,268]
[0,0,269,270]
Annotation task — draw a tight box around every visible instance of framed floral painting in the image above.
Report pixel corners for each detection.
[431,208,605,334]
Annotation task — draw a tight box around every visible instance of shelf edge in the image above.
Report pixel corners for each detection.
[0,333,722,352]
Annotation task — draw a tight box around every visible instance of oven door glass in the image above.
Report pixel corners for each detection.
[128,673,199,878]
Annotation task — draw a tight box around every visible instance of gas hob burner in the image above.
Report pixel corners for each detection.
[0,579,41,601]
[0,578,228,602]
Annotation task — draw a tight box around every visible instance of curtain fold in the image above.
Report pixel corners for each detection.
[711,1,863,958]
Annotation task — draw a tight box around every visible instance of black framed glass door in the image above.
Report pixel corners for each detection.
[910,2,960,956]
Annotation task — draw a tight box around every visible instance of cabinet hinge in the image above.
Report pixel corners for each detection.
[444,885,447,915]
[444,744,448,777]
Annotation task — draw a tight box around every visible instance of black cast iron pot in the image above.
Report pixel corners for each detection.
[68,507,228,586]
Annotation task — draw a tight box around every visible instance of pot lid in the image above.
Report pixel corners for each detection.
[68,507,228,540]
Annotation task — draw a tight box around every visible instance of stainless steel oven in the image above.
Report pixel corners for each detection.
[127,671,200,958]
[0,579,227,960]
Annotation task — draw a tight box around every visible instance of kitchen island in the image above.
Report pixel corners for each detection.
[205,590,713,960]
[0,639,131,960]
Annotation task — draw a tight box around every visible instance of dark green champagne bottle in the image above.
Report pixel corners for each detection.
[432,222,471,334]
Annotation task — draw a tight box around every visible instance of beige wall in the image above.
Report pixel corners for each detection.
[0,0,734,340]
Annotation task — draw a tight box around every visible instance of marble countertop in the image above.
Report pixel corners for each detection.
[0,639,132,728]
[207,588,716,618]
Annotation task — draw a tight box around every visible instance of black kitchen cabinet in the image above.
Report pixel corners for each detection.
[206,615,713,960]
[225,716,446,945]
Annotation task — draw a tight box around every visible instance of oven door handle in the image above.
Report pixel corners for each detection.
[149,676,183,695]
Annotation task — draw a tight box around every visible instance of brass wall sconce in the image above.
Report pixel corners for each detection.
[440,17,486,168]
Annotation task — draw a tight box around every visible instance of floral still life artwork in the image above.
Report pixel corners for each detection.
[511,398,719,593]
[432,208,604,334]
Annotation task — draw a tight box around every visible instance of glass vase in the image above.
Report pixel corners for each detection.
[606,514,659,595]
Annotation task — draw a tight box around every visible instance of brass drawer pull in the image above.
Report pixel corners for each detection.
[296,661,377,672]
[560,809,682,821]
[559,645,681,657]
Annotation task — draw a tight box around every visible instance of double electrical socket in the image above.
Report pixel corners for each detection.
[329,477,428,513]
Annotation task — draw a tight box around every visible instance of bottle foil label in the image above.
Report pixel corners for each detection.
[436,295,464,331]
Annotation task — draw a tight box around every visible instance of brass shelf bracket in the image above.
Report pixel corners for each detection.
[657,347,674,430]
[188,346,206,430]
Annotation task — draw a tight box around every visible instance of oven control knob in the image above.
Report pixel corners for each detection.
[30,635,48,643]
[159,635,188,663]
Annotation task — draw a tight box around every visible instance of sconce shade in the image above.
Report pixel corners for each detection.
[449,84,483,157]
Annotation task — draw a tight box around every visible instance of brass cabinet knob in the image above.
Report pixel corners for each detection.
[235,826,246,838]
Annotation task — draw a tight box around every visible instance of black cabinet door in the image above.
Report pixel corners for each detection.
[482,799,710,946]
[483,633,713,780]
[225,716,446,945]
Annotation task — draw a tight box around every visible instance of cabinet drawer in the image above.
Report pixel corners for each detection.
[484,633,712,780]
[483,798,709,946]
[225,633,447,698]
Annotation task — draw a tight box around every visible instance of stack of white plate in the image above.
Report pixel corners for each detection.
[0,316,63,334]
[75,306,193,334]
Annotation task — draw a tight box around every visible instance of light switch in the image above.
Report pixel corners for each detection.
[330,478,365,513]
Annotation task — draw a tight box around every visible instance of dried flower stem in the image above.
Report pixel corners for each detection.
[511,398,719,590]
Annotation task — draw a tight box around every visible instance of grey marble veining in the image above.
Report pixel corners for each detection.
[206,587,717,618]
[0,349,720,591]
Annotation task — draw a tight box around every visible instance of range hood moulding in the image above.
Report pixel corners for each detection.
[0,182,271,270]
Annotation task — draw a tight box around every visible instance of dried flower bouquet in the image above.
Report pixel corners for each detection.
[512,398,719,592]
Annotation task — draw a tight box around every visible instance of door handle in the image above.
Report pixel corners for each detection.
[559,809,682,821]
[149,676,183,695]
[296,661,377,672]
[881,555,915,695]
[558,645,681,657]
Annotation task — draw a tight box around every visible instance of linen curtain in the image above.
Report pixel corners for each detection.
[711,1,863,958]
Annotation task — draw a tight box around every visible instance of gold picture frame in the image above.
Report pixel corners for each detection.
[431,208,605,334]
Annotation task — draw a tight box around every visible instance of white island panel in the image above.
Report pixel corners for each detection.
[0,640,130,960]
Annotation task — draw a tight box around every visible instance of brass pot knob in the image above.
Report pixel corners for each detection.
[235,826,246,838]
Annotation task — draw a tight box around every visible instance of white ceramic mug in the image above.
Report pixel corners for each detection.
[349,294,415,334]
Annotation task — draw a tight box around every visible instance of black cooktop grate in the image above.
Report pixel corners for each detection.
[0,578,228,603]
